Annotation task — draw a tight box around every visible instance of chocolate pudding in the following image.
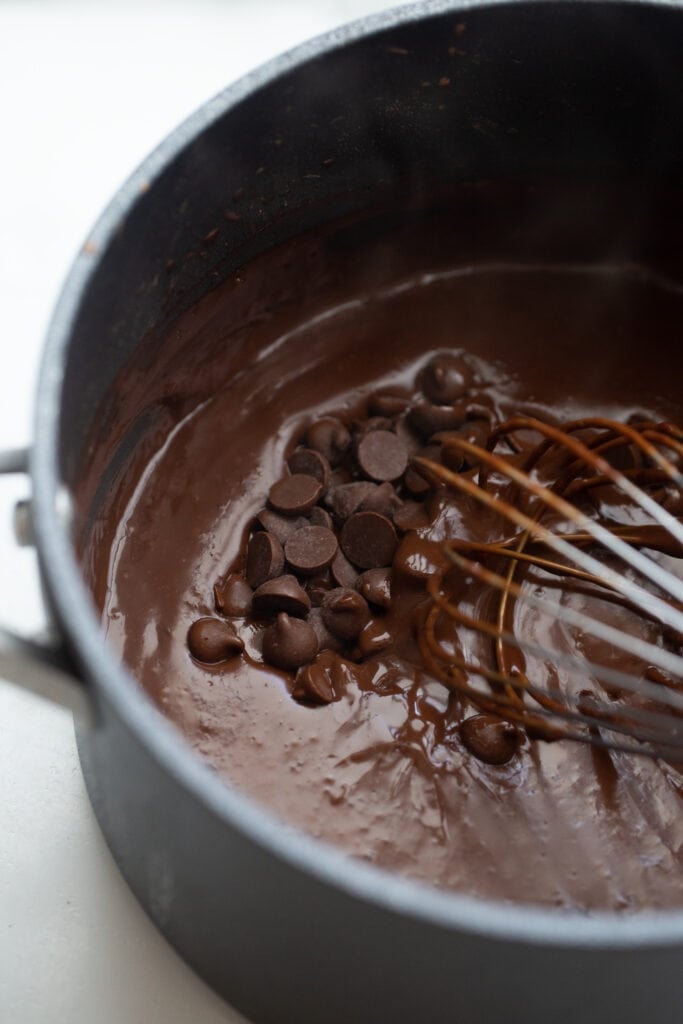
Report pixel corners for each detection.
[80,187,683,911]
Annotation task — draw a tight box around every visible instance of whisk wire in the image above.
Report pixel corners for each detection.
[436,547,683,707]
[414,440,683,627]
[418,415,683,760]
[420,602,683,757]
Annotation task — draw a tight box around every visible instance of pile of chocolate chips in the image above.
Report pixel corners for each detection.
[187,351,495,705]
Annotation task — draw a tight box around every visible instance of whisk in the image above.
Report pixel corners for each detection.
[414,415,683,760]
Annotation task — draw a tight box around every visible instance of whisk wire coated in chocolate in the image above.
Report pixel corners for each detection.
[417,416,683,759]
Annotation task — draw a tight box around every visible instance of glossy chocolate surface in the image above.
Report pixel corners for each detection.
[80,188,683,910]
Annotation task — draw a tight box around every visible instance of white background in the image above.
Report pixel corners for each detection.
[0,2,401,1020]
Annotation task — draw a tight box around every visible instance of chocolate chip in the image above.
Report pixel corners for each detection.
[262,612,319,670]
[331,549,358,588]
[327,481,379,521]
[307,607,344,653]
[358,618,393,657]
[214,573,253,616]
[393,501,431,532]
[408,402,467,438]
[340,511,398,569]
[368,389,411,417]
[292,650,346,704]
[407,454,443,493]
[246,531,285,588]
[252,575,311,617]
[431,433,466,473]
[256,508,308,543]
[393,534,442,580]
[306,417,351,466]
[329,466,353,488]
[287,447,331,488]
[403,467,432,497]
[420,352,471,404]
[459,714,520,765]
[354,415,395,438]
[394,414,423,456]
[403,445,440,496]
[293,660,336,704]
[310,506,334,530]
[285,525,338,576]
[269,474,323,515]
[307,571,334,607]
[455,419,490,463]
[433,419,489,470]
[321,588,370,641]
[462,400,497,424]
[188,617,244,663]
[359,481,402,519]
[357,430,408,482]
[356,568,392,609]
[627,411,651,426]
[441,446,465,473]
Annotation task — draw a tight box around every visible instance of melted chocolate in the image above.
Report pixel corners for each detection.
[79,192,683,910]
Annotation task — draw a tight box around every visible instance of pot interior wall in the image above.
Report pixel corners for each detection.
[58,0,683,531]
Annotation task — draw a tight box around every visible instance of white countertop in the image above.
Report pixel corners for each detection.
[0,3,400,1020]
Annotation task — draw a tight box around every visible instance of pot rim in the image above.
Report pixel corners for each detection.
[32,0,683,948]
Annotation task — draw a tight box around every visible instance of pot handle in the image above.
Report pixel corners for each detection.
[0,448,95,726]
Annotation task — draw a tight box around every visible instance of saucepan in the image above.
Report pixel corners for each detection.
[2,2,683,1021]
